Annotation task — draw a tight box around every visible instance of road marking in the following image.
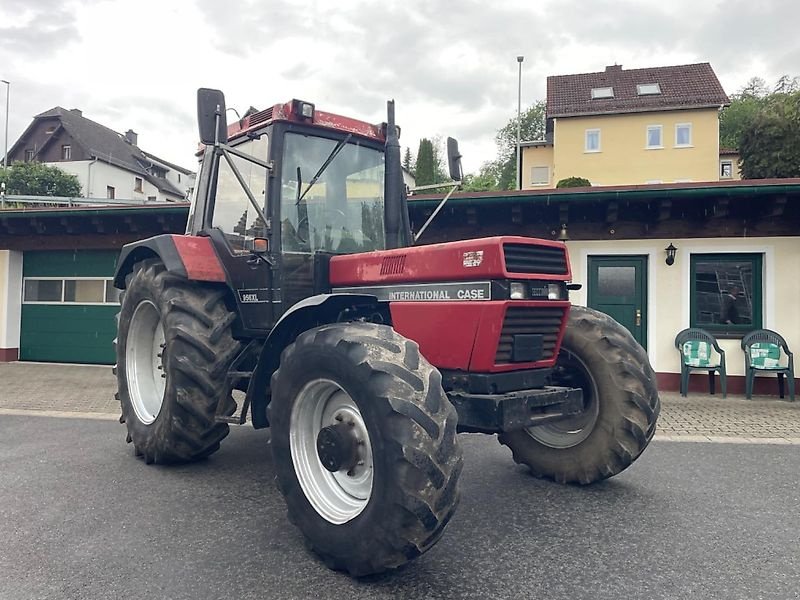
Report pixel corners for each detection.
[0,408,118,421]
[655,433,800,445]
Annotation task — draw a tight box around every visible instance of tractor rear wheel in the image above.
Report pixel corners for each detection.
[269,322,463,576]
[116,258,240,463]
[498,306,660,484]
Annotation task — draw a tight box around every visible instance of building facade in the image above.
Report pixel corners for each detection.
[522,63,733,188]
[6,107,195,201]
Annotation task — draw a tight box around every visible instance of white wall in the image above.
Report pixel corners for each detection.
[565,236,800,377]
[48,160,185,201]
[0,250,23,356]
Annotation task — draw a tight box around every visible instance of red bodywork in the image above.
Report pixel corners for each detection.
[330,237,572,374]
[172,235,227,282]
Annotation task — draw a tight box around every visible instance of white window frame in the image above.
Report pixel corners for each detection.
[720,160,733,179]
[675,123,693,147]
[637,83,661,96]
[585,129,601,153]
[646,125,663,149]
[22,277,120,306]
[134,177,143,193]
[61,144,71,160]
[530,166,549,186]
[591,87,614,99]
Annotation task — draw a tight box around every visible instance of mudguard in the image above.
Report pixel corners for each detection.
[113,234,226,289]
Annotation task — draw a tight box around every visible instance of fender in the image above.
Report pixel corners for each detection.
[113,234,226,288]
[247,293,385,429]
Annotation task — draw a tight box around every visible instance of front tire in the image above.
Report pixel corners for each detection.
[116,259,240,464]
[498,306,660,484]
[269,322,462,576]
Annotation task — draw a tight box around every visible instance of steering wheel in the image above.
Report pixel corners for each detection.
[294,208,348,244]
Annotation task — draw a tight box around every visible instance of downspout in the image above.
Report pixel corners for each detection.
[86,157,99,198]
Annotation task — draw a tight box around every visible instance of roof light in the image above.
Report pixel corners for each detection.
[591,87,614,99]
[637,83,661,95]
[291,99,315,120]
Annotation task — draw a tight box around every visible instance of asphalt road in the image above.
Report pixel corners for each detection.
[1,415,798,600]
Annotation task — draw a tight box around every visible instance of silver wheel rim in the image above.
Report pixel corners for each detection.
[526,352,600,449]
[125,300,166,425]
[290,379,373,524]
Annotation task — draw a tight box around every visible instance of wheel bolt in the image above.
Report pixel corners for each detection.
[334,415,343,422]
[160,343,166,349]
[348,421,355,427]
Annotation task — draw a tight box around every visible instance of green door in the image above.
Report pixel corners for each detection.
[20,250,119,364]
[587,256,647,348]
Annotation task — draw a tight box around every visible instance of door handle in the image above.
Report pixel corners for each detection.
[635,309,642,327]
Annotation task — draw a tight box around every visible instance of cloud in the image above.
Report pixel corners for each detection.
[0,0,83,58]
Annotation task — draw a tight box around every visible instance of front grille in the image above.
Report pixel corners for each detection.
[503,243,568,275]
[495,306,565,364]
[380,255,406,275]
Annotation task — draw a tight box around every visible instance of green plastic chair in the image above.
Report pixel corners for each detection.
[741,329,795,401]
[675,328,727,398]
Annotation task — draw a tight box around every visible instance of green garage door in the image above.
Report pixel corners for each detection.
[21,250,120,364]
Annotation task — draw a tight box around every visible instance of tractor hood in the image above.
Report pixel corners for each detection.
[328,236,572,286]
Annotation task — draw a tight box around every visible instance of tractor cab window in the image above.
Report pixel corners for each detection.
[211,134,269,254]
[280,132,385,254]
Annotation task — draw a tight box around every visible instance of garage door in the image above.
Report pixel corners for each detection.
[21,250,120,364]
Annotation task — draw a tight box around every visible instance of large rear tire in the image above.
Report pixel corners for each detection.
[116,259,240,464]
[269,322,463,576]
[498,306,660,484]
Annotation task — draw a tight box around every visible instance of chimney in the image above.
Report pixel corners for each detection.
[70,108,82,116]
[124,129,138,146]
[605,64,622,73]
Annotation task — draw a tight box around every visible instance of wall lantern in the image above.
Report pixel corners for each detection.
[665,243,677,266]
[557,224,569,242]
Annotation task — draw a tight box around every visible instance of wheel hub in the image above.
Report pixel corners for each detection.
[316,422,360,473]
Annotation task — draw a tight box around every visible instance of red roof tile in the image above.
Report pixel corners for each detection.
[547,63,729,118]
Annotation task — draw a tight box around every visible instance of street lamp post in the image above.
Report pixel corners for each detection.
[516,56,524,191]
[1,80,9,170]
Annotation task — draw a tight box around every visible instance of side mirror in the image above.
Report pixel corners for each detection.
[447,137,463,182]
[197,88,228,145]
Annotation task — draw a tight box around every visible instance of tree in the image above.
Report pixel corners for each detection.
[739,91,800,179]
[556,176,591,188]
[461,161,502,192]
[415,138,436,185]
[495,101,547,190]
[402,147,414,176]
[0,161,82,197]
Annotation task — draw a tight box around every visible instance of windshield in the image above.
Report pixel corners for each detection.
[280,132,385,254]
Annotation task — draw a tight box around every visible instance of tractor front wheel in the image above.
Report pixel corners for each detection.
[498,306,660,484]
[269,322,463,576]
[116,259,240,463]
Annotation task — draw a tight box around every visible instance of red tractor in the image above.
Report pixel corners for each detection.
[113,89,659,576]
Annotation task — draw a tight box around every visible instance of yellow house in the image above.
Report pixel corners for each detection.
[522,63,731,188]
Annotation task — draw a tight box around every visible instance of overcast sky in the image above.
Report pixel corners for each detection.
[1,0,798,174]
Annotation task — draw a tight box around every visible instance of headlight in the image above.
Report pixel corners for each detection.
[547,283,563,300]
[510,282,529,300]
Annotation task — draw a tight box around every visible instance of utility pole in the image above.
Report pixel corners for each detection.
[1,80,9,169]
[516,56,524,191]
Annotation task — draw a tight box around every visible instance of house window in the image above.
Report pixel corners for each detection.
[591,87,614,99]
[23,278,120,305]
[720,160,733,179]
[134,177,143,193]
[690,253,762,336]
[530,166,549,186]
[637,83,661,95]
[107,186,115,199]
[646,125,662,148]
[675,123,692,147]
[585,129,601,152]
[147,195,157,202]
[61,145,71,160]
[25,149,34,161]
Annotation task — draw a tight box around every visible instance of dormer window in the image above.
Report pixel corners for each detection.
[591,87,614,99]
[637,83,661,95]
